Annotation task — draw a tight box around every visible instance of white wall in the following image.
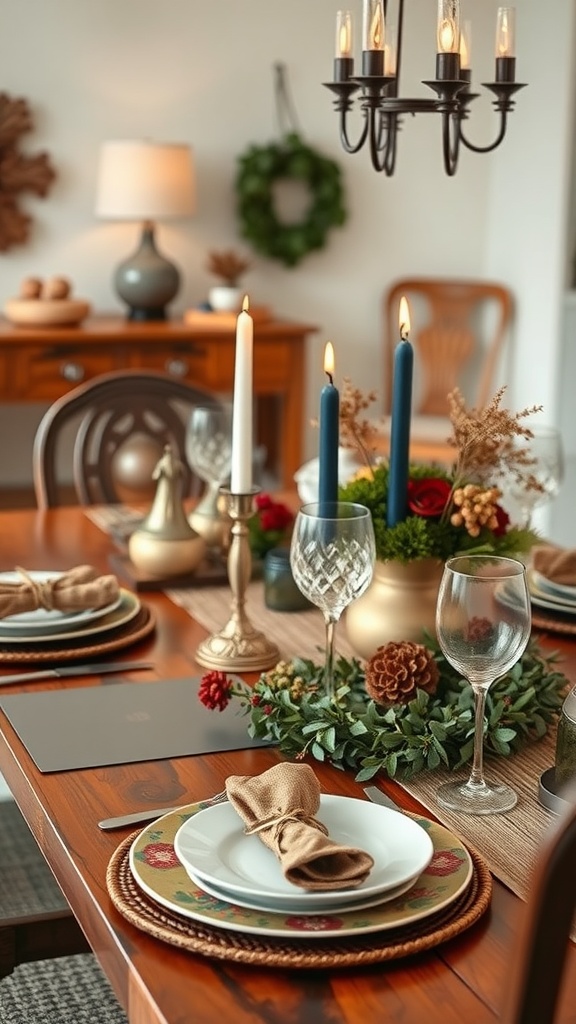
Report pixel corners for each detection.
[0,0,573,488]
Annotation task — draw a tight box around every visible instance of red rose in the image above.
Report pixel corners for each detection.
[407,478,451,517]
[493,504,510,536]
[198,670,232,712]
[260,503,293,532]
[255,493,273,511]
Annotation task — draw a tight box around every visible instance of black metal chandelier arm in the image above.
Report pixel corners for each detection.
[379,112,399,175]
[339,107,370,154]
[441,110,461,176]
[458,109,508,154]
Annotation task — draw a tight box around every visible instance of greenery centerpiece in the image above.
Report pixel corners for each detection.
[198,384,568,782]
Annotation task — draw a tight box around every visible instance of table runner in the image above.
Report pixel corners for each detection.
[86,505,566,908]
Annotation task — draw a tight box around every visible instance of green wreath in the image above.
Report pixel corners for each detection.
[235,132,347,268]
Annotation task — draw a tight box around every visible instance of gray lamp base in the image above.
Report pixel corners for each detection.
[114,221,180,321]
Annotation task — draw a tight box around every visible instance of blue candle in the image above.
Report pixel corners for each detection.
[387,297,414,527]
[318,341,340,506]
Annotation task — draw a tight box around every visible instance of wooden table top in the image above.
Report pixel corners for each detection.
[1,505,576,1024]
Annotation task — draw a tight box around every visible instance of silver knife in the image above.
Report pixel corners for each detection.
[98,790,228,830]
[0,660,153,685]
[363,785,402,811]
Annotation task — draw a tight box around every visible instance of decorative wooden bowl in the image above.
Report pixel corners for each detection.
[4,298,91,327]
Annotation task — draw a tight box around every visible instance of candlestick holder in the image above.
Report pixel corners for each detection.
[195,487,280,672]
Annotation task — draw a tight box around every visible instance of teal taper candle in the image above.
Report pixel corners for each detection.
[318,342,339,506]
[387,297,413,526]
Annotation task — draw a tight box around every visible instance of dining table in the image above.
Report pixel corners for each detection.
[1,503,576,1024]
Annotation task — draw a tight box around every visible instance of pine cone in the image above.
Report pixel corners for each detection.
[365,641,439,707]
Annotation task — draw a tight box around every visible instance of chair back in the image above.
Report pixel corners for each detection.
[384,278,513,417]
[502,783,576,1023]
[33,369,222,508]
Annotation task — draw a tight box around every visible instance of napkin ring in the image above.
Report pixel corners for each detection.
[244,808,328,838]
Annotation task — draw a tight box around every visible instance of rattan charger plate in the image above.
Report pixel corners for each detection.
[532,608,576,636]
[107,832,492,969]
[0,605,155,664]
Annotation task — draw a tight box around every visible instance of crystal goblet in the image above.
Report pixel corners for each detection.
[435,554,531,815]
[290,502,375,698]
[185,406,232,547]
[508,425,564,529]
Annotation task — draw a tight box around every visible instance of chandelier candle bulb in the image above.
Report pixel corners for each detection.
[436,0,461,80]
[459,20,472,84]
[386,297,413,528]
[495,7,516,83]
[334,10,354,82]
[318,342,340,507]
[230,295,253,494]
[361,0,385,76]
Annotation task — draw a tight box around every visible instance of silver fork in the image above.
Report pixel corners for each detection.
[97,789,228,830]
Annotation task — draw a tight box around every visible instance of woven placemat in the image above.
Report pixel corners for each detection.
[531,608,576,636]
[107,833,491,969]
[0,606,155,664]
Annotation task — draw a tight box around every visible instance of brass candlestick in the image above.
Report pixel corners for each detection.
[195,488,280,672]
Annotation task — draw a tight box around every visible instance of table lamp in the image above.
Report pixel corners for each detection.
[96,139,195,321]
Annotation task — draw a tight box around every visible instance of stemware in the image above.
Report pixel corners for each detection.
[290,502,375,698]
[509,424,565,529]
[435,554,531,815]
[185,406,232,545]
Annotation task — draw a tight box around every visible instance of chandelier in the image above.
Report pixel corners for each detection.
[324,0,525,176]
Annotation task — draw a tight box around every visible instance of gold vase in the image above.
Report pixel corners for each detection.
[345,557,444,660]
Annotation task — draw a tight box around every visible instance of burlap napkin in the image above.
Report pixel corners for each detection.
[225,763,374,891]
[532,545,576,587]
[0,565,120,620]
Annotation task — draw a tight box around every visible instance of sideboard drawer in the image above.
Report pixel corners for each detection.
[16,346,122,400]
[130,343,212,387]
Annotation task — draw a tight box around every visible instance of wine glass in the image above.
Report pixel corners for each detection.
[290,502,375,698]
[435,554,531,815]
[509,425,565,529]
[185,406,232,546]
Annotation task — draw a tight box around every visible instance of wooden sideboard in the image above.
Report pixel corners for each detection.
[0,315,316,488]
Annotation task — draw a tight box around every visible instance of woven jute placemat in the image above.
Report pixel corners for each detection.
[531,608,576,636]
[107,833,491,969]
[0,605,155,665]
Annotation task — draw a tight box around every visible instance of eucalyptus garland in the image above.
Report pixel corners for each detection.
[199,639,568,782]
[235,132,347,267]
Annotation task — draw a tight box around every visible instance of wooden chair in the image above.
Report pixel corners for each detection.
[382,278,514,466]
[32,369,222,508]
[502,782,576,1023]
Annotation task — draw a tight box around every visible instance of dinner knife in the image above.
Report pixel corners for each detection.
[0,660,153,685]
[98,790,228,830]
[363,785,402,811]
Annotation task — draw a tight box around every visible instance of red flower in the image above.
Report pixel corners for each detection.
[198,670,232,712]
[407,478,451,517]
[142,843,180,869]
[493,504,510,536]
[259,502,293,533]
[427,850,464,876]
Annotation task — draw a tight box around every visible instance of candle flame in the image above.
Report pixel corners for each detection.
[242,294,250,313]
[323,341,335,377]
[399,297,410,340]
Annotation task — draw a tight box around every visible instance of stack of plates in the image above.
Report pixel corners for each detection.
[129,796,474,940]
[0,570,143,653]
[528,568,576,618]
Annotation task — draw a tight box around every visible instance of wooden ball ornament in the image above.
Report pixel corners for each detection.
[19,277,43,300]
[43,276,71,300]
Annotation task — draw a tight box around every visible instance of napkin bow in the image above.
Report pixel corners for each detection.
[532,545,576,587]
[0,565,120,620]
[225,763,374,891]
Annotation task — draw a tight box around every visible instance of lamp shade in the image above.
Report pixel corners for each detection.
[96,140,195,221]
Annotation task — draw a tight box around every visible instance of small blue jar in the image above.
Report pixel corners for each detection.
[263,548,312,612]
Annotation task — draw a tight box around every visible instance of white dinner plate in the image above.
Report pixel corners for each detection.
[173,795,434,905]
[0,571,122,636]
[184,866,419,915]
[529,569,576,609]
[0,589,140,645]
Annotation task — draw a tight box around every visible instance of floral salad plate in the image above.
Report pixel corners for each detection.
[130,800,473,940]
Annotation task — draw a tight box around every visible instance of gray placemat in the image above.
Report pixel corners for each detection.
[0,678,269,773]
